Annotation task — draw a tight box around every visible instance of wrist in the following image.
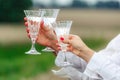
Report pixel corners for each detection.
[76,46,95,62]
[49,40,58,52]
[82,47,95,62]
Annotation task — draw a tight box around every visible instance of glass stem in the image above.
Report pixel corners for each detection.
[31,42,36,51]
[63,51,67,62]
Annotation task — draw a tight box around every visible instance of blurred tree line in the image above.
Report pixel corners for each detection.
[0,0,119,22]
[72,1,120,9]
[95,1,119,9]
[0,0,32,22]
[33,0,120,9]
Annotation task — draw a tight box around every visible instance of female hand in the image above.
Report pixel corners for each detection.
[61,34,95,62]
[24,17,59,52]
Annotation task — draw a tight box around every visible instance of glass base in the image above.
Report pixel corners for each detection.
[42,47,55,52]
[51,68,71,79]
[25,50,41,55]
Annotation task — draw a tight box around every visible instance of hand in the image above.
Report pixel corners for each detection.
[61,34,95,62]
[24,17,58,52]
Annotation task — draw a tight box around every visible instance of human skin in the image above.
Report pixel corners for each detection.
[61,34,95,62]
[24,17,59,52]
[24,17,94,62]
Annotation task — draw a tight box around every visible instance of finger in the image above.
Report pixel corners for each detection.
[66,46,73,52]
[28,33,30,39]
[62,34,75,44]
[68,34,76,40]
[57,47,61,50]
[34,21,36,25]
[65,43,72,51]
[62,38,70,44]
[67,44,71,47]
[40,20,44,29]
[66,48,71,52]
[36,37,38,42]
[24,22,28,27]
[60,37,64,41]
[24,17,27,21]
[56,43,60,47]
[30,20,33,25]
[26,28,29,33]
[41,21,53,31]
[43,24,51,31]
[39,20,45,32]
[53,30,56,35]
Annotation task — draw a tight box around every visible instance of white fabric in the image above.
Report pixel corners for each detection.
[53,34,120,80]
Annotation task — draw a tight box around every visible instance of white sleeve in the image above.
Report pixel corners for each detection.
[54,51,101,80]
[54,34,120,80]
[84,52,120,80]
[55,51,87,72]
[64,66,102,80]
[52,66,103,80]
[84,34,120,80]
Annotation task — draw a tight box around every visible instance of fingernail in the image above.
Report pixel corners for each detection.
[60,37,64,41]
[24,17,27,21]
[58,47,61,50]
[31,20,33,25]
[56,44,60,47]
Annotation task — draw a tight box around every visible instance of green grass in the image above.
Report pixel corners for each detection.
[83,37,108,50]
[0,43,55,80]
[0,37,108,80]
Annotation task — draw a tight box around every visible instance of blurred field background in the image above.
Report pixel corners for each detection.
[0,0,120,80]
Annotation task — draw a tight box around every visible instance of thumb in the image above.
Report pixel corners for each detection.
[40,20,51,31]
[61,35,72,44]
[43,24,51,31]
[62,37,70,44]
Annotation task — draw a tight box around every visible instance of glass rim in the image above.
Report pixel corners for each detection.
[24,10,45,17]
[39,9,60,18]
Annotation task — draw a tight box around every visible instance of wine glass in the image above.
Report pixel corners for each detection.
[24,10,44,54]
[52,20,73,67]
[41,9,60,52]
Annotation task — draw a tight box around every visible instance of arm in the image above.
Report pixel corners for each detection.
[62,34,120,80]
[84,52,120,80]
[24,17,101,79]
[84,34,120,80]
[62,34,95,63]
